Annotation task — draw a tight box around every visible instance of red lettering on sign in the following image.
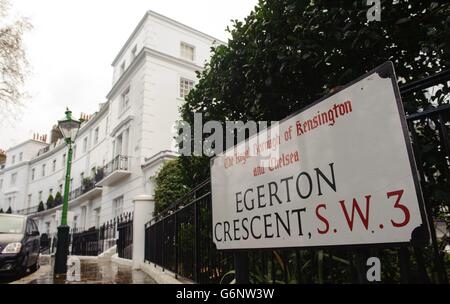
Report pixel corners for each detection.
[316,204,329,234]
[339,195,371,231]
[387,189,410,228]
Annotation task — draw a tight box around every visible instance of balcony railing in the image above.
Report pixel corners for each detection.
[102,155,129,177]
[16,205,39,215]
[69,176,103,202]
[69,182,94,201]
[95,155,131,186]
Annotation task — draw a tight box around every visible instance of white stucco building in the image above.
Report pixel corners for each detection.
[0,10,223,235]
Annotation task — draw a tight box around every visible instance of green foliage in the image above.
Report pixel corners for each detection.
[82,177,92,187]
[153,159,191,215]
[54,192,62,206]
[37,201,45,212]
[179,0,450,189]
[46,194,55,210]
[0,208,3,213]
[6,206,11,214]
[182,0,449,124]
[95,167,104,182]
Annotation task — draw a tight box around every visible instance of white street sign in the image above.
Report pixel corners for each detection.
[211,62,426,250]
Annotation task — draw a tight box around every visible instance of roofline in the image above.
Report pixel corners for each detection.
[111,10,226,66]
[29,141,66,165]
[76,102,110,138]
[6,139,48,153]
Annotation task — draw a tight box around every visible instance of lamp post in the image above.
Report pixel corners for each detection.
[54,108,80,276]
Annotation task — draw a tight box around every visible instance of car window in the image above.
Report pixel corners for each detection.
[26,220,33,235]
[0,215,25,234]
[31,220,39,233]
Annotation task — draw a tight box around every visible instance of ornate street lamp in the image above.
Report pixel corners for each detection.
[54,108,81,276]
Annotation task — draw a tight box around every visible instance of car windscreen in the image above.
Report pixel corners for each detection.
[0,215,25,234]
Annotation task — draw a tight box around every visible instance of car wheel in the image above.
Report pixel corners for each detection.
[30,261,39,272]
[30,254,40,272]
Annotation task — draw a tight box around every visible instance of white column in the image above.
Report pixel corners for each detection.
[132,195,154,270]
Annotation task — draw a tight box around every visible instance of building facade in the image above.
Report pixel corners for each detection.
[0,10,222,235]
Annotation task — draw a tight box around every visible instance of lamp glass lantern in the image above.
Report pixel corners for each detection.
[58,109,81,143]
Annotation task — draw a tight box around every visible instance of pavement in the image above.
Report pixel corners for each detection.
[3,255,156,284]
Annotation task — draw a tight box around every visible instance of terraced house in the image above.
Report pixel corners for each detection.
[0,10,222,235]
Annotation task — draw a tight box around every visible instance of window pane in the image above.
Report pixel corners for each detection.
[180,42,194,61]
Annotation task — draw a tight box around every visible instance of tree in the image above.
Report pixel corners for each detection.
[179,0,449,210]
[182,0,449,124]
[37,201,44,212]
[0,208,3,213]
[6,206,11,213]
[152,159,191,215]
[0,0,31,116]
[54,192,62,206]
[46,194,54,210]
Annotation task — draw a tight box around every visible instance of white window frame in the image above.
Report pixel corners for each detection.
[81,206,87,230]
[10,172,17,185]
[180,42,195,61]
[180,77,194,99]
[94,127,99,144]
[83,137,88,153]
[120,86,130,114]
[113,196,124,218]
[94,208,101,228]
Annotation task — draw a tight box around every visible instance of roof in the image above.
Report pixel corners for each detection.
[111,10,226,66]
[6,139,48,153]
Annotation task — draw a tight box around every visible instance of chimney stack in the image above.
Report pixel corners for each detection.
[50,125,63,144]
[0,149,6,165]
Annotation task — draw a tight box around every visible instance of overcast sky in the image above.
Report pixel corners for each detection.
[0,0,258,149]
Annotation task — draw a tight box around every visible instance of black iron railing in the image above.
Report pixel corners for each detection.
[39,232,57,254]
[101,155,129,179]
[65,213,130,257]
[16,205,39,215]
[69,182,94,201]
[117,212,133,259]
[71,227,102,256]
[144,70,450,284]
[69,173,105,201]
[145,181,234,283]
[100,218,118,252]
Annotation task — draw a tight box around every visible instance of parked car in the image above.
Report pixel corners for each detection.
[0,214,40,276]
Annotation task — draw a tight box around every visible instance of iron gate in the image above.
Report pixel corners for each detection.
[117,212,133,259]
[144,69,450,284]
